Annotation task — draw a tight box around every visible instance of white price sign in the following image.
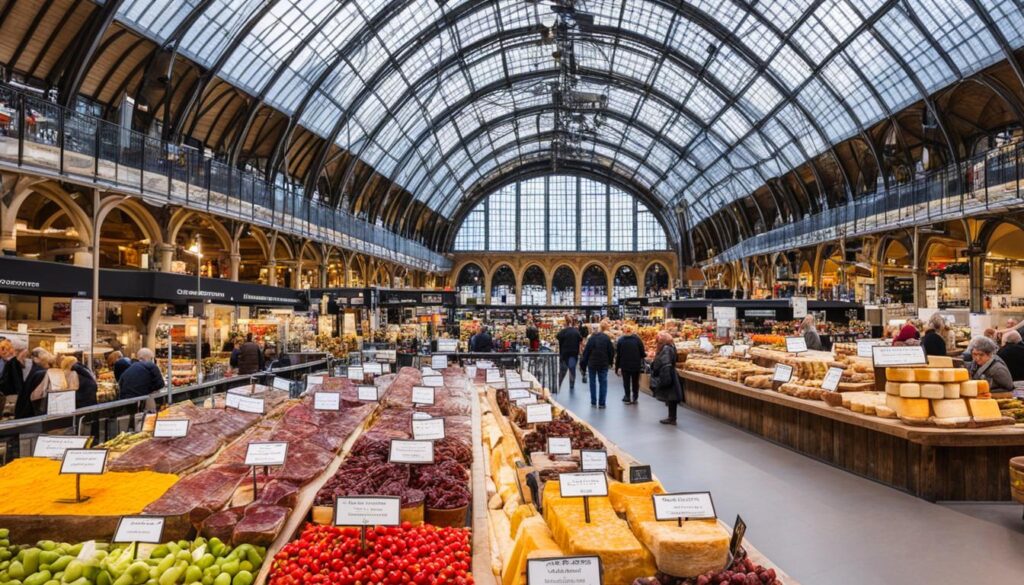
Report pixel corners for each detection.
[33,435,89,459]
[60,449,108,475]
[305,375,324,391]
[235,395,265,414]
[508,389,531,400]
[47,390,77,415]
[225,392,243,409]
[70,298,93,349]
[713,306,737,327]
[244,442,289,466]
[580,449,608,471]
[653,491,717,520]
[698,336,714,352]
[525,403,553,424]
[431,355,448,370]
[821,367,844,392]
[546,437,572,455]
[411,386,435,405]
[872,345,927,367]
[486,369,502,383]
[422,375,444,387]
[348,367,364,379]
[515,395,538,406]
[388,440,435,464]
[558,472,609,497]
[272,376,292,392]
[412,417,446,441]
[526,556,603,585]
[412,411,432,420]
[772,364,794,383]
[856,339,886,358]
[420,367,438,376]
[718,345,734,357]
[313,392,341,411]
[113,516,165,544]
[334,497,401,527]
[437,339,458,352]
[507,381,531,390]
[785,336,808,354]
[364,363,383,376]
[791,296,808,318]
[153,419,190,438]
[357,386,379,401]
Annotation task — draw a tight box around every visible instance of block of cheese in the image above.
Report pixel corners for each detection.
[885,382,902,395]
[886,395,930,418]
[932,399,969,419]
[622,496,729,578]
[915,368,943,382]
[886,368,916,382]
[875,405,897,418]
[899,383,921,398]
[960,380,988,397]
[968,398,1001,421]
[943,383,960,399]
[609,480,665,514]
[920,383,944,399]
[927,356,954,368]
[501,516,563,585]
[938,368,969,382]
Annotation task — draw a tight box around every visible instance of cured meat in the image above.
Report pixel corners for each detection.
[255,480,300,508]
[277,442,333,484]
[175,426,222,459]
[109,440,196,474]
[232,504,289,546]
[201,506,244,541]
[144,466,246,527]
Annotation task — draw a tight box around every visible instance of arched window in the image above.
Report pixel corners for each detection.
[456,263,485,303]
[644,263,670,296]
[521,265,547,305]
[453,175,668,252]
[490,265,516,305]
[552,266,576,305]
[613,266,638,303]
[580,265,608,305]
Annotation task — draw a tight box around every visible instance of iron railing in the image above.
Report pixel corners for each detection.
[707,140,1024,263]
[0,85,451,272]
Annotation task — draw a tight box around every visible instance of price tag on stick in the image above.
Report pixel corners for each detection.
[313,392,341,411]
[772,364,793,383]
[629,465,653,484]
[821,367,843,392]
[153,419,190,438]
[729,515,747,559]
[244,442,289,466]
[58,449,109,504]
[412,417,445,441]
[784,336,808,354]
[334,496,401,551]
[525,403,552,424]
[653,491,716,526]
[388,439,435,464]
[348,367,364,380]
[33,435,89,459]
[411,386,435,405]
[871,345,927,367]
[431,355,448,370]
[546,437,572,456]
[558,472,608,524]
[508,389,531,400]
[113,516,165,544]
[422,375,444,387]
[580,449,608,471]
[526,555,603,585]
[357,386,379,401]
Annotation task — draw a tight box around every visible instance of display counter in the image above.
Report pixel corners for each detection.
[678,370,1024,501]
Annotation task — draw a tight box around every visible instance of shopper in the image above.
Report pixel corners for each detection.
[921,314,949,357]
[614,324,645,404]
[968,336,1014,393]
[525,318,540,351]
[118,348,166,399]
[556,317,583,391]
[27,348,56,414]
[650,331,683,424]
[580,320,615,408]
[801,315,823,351]
[469,325,495,352]
[61,356,97,409]
[997,330,1024,382]
[579,319,590,384]
[0,338,12,378]
[893,319,920,345]
[231,333,264,375]
[106,350,133,382]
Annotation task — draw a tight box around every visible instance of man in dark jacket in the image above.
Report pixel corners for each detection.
[997,330,1024,381]
[106,351,133,382]
[555,317,583,391]
[525,318,540,351]
[0,345,45,419]
[580,321,615,408]
[231,333,265,375]
[470,326,495,353]
[118,348,166,399]
[615,325,646,404]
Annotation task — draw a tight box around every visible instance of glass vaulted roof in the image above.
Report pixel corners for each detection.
[116,0,1024,222]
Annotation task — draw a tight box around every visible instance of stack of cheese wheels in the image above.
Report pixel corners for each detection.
[882,356,1005,427]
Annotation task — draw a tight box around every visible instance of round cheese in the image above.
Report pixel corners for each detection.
[899,383,921,398]
[915,369,942,382]
[959,380,980,397]
[885,382,902,395]
[920,384,944,399]
[942,383,960,399]
[886,368,916,382]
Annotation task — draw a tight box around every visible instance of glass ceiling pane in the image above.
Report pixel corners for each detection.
[909,0,1001,74]
[981,0,1024,46]
[178,0,266,67]
[877,8,956,92]
[118,0,202,44]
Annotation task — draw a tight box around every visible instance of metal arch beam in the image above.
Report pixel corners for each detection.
[971,73,1024,125]
[964,0,1024,94]
[440,158,679,253]
[171,0,281,140]
[57,0,125,107]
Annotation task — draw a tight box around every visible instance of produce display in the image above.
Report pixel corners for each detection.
[0,530,266,585]
[268,523,473,585]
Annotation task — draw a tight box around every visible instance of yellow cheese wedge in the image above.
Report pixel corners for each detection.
[622,496,729,579]
[942,383,960,399]
[899,383,921,398]
[920,384,944,399]
[885,394,904,416]
[609,480,665,514]
[967,398,1001,421]
[931,399,969,419]
[885,382,902,396]
[927,356,954,368]
[875,405,897,419]
[886,368,916,382]
[915,368,943,382]
[886,395,930,418]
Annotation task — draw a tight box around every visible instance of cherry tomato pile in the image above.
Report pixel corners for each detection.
[268,522,474,585]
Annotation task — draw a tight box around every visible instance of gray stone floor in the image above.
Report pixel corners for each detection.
[554,371,1024,584]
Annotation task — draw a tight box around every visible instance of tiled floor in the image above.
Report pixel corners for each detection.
[554,372,1024,584]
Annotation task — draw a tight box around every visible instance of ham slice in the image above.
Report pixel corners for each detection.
[232,504,289,546]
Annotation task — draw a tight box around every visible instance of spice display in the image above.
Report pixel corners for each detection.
[0,458,177,517]
[268,523,473,585]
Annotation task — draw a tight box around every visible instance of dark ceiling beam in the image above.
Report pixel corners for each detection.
[27,0,83,79]
[57,0,125,107]
[10,0,59,71]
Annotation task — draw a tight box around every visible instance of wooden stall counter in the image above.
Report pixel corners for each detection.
[679,370,1024,501]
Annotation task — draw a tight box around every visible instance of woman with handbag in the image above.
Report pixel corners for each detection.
[649,331,683,424]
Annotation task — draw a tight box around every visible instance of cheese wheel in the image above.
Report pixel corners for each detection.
[915,369,942,382]
[938,368,969,382]
[920,384,944,399]
[932,399,969,419]
[885,394,904,416]
[927,356,954,368]
[942,383,960,399]
[976,379,990,393]
[886,368,916,382]
[885,381,902,396]
[967,398,1001,420]
[960,380,980,397]
[899,383,921,398]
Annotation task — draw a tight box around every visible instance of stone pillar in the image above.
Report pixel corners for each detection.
[267,260,278,286]
[229,253,241,282]
[967,246,986,313]
[156,243,176,273]
[913,267,928,309]
[289,263,301,289]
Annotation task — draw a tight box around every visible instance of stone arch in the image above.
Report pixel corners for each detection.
[99,198,163,247]
[610,262,640,303]
[520,264,548,305]
[489,263,517,305]
[551,264,577,306]
[8,183,93,253]
[642,260,671,296]
[579,262,610,305]
[454,262,486,302]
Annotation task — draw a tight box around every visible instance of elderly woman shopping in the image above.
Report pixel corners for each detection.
[968,336,1014,393]
[649,331,684,424]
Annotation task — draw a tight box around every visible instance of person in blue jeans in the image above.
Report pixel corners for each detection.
[580,320,615,408]
[556,317,583,391]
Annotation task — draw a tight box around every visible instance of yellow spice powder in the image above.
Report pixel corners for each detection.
[0,458,178,516]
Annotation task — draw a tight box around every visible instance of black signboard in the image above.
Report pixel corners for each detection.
[629,465,653,484]
[0,257,90,297]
